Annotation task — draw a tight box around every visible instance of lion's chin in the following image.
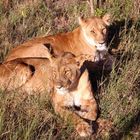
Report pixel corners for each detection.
[55,87,69,95]
[96,43,107,51]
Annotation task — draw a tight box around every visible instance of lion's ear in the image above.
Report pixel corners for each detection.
[102,13,111,26]
[78,16,86,26]
[43,43,59,58]
[43,43,53,54]
[43,43,55,62]
[75,57,81,68]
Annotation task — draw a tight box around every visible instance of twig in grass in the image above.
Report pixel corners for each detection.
[87,0,94,15]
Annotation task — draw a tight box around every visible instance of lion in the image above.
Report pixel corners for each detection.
[49,52,98,137]
[4,13,111,64]
[51,70,98,137]
[0,50,98,137]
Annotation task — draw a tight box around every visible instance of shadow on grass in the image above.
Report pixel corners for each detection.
[110,111,140,140]
[107,18,140,54]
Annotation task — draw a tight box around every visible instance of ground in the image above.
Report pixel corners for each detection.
[0,0,139,139]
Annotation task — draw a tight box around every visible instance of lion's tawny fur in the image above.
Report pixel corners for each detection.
[4,14,111,63]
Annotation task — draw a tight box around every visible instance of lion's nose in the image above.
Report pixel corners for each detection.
[55,81,63,89]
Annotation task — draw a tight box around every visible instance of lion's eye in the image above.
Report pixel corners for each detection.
[52,71,56,78]
[76,61,80,66]
[91,30,95,34]
[65,70,70,75]
[65,69,71,77]
[102,28,106,34]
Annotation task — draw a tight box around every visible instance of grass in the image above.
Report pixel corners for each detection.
[0,0,140,139]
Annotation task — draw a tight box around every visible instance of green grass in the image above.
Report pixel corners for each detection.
[0,0,140,139]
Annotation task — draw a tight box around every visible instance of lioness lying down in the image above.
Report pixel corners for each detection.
[5,13,111,64]
[0,58,54,94]
[0,51,98,137]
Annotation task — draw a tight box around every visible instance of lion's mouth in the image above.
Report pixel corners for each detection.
[55,86,69,95]
[96,43,107,51]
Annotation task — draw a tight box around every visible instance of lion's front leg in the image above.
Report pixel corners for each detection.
[76,54,96,67]
[75,98,98,121]
[53,104,93,137]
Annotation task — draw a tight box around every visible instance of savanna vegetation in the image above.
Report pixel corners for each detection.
[0,0,139,139]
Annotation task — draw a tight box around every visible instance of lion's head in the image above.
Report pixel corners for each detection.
[79,13,111,51]
[51,52,81,94]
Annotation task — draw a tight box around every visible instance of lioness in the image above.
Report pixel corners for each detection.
[4,14,111,64]
[0,50,98,137]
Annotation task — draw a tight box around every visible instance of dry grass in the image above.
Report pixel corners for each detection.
[0,0,140,139]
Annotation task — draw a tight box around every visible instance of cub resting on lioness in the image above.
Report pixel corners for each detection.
[0,51,97,137]
[4,14,111,65]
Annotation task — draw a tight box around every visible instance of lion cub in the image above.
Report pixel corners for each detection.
[50,52,98,137]
[20,52,98,137]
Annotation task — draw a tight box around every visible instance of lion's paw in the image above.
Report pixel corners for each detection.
[76,122,93,137]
